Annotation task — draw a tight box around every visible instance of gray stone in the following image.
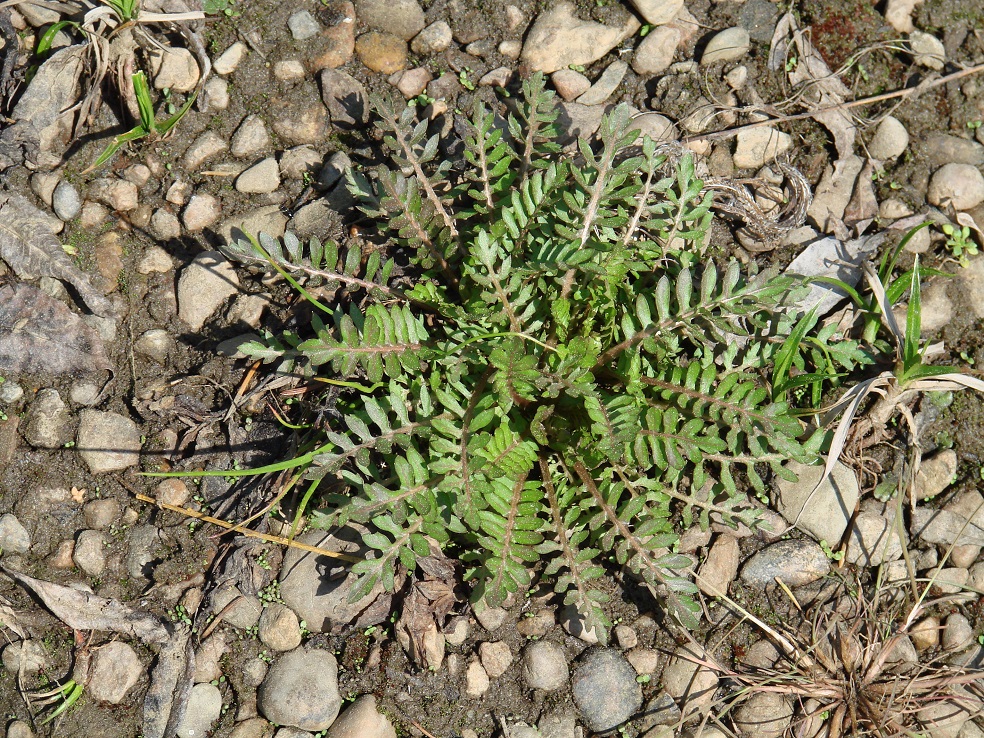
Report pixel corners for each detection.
[537,712,579,738]
[627,112,678,144]
[69,381,100,406]
[279,528,384,633]
[182,194,222,232]
[259,603,303,652]
[628,0,683,25]
[355,0,424,40]
[231,115,271,159]
[732,126,792,169]
[73,529,108,575]
[288,10,321,41]
[258,649,341,730]
[320,69,369,127]
[917,690,975,738]
[125,524,162,579]
[220,206,288,247]
[701,27,751,65]
[89,178,139,211]
[571,648,642,732]
[474,602,508,632]
[444,616,469,645]
[614,624,637,649]
[183,131,228,170]
[922,134,984,169]
[909,30,945,71]
[210,582,263,629]
[868,116,909,160]
[151,46,199,92]
[557,102,606,147]
[78,410,142,473]
[236,158,280,194]
[733,692,793,738]
[52,180,81,221]
[410,21,452,54]
[697,533,739,597]
[944,613,974,652]
[0,380,24,404]
[2,640,48,675]
[165,180,192,206]
[916,449,958,500]
[325,694,396,738]
[521,2,639,74]
[319,151,352,190]
[176,683,223,738]
[273,105,329,146]
[926,566,969,594]
[214,42,247,75]
[87,641,142,704]
[522,641,568,691]
[928,163,984,211]
[205,76,230,110]
[6,721,33,738]
[83,499,120,529]
[0,514,30,554]
[151,209,182,240]
[777,460,859,545]
[632,26,681,75]
[280,146,324,180]
[637,691,681,730]
[229,718,270,738]
[661,643,718,716]
[24,389,71,449]
[479,67,512,89]
[134,329,172,364]
[274,59,307,82]
[845,511,906,566]
[740,539,830,587]
[177,250,241,332]
[625,647,660,675]
[479,641,513,678]
[577,61,627,106]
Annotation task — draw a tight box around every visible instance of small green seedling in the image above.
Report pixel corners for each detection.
[85,70,196,172]
[942,223,978,266]
[32,680,84,725]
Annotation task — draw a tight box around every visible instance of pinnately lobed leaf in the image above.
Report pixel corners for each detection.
[221,73,865,641]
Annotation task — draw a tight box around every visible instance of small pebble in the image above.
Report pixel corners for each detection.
[214,42,247,75]
[52,180,81,221]
[521,641,568,691]
[236,158,281,194]
[478,641,513,678]
[701,27,751,65]
[867,116,909,160]
[465,658,490,697]
[288,9,321,41]
[231,115,272,158]
[410,21,452,54]
[927,163,984,211]
[552,69,591,101]
[355,32,407,74]
[909,30,945,70]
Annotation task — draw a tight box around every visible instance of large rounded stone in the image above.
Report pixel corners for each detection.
[257,648,342,731]
[571,648,642,732]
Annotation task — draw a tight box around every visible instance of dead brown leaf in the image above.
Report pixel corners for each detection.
[0,194,117,318]
[0,282,112,377]
[3,567,169,643]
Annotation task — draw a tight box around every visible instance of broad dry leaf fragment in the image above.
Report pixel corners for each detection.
[0,193,117,318]
[143,626,195,738]
[3,567,169,643]
[0,45,85,171]
[0,283,112,376]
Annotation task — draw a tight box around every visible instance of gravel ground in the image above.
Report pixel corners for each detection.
[2,0,984,736]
